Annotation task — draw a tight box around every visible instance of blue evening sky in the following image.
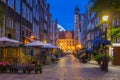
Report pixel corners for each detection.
[47,0,89,30]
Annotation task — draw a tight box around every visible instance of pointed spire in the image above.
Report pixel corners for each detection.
[74,5,79,14]
[74,0,80,14]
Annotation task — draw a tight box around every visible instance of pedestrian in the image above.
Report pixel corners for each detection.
[34,61,42,74]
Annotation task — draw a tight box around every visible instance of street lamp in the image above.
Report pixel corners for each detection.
[102,15,109,71]
[43,40,46,43]
[30,35,35,41]
[102,16,108,22]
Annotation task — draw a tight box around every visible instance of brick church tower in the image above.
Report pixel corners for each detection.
[74,5,81,49]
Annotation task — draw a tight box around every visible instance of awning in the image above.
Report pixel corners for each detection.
[91,37,111,47]
[102,40,111,45]
[25,40,49,46]
[113,43,120,47]
[86,48,92,53]
[91,37,101,44]
[42,44,58,49]
[91,37,101,48]
[0,37,20,47]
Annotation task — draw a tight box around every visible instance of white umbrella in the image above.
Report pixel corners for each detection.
[25,40,49,46]
[42,44,58,48]
[0,37,20,47]
[0,37,20,61]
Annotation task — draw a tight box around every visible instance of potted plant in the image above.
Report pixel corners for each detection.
[94,54,103,66]
[94,53,111,66]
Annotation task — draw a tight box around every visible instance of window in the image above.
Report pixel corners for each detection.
[30,11,32,23]
[35,0,38,5]
[6,18,13,29]
[15,0,21,14]
[15,22,20,41]
[22,2,32,23]
[0,16,5,37]
[8,0,14,9]
[26,30,28,37]
[22,28,25,36]
[33,22,39,39]
[29,0,32,7]
[8,34,12,38]
[26,7,29,21]
[26,0,32,7]
[22,3,26,18]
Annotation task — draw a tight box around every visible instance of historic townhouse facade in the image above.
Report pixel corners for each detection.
[0,0,57,44]
[83,1,120,65]
[0,0,58,63]
[0,0,23,41]
[51,20,58,45]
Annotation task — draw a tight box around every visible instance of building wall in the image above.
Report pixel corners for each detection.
[56,31,75,53]
[21,0,33,44]
[52,20,58,45]
[56,39,75,53]
[0,0,55,44]
[0,0,33,43]
[0,0,21,41]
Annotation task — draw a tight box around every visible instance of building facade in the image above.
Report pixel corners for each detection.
[0,0,56,44]
[51,20,58,45]
[0,0,59,63]
[83,1,120,65]
[56,31,75,53]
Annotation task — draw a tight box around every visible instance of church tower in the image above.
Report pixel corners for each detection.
[74,6,81,49]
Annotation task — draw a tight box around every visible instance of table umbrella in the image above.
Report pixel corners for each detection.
[0,37,20,61]
[25,40,49,46]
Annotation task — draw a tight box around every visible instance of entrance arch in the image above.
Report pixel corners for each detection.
[66,50,71,54]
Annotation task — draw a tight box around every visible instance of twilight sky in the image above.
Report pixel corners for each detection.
[47,0,89,31]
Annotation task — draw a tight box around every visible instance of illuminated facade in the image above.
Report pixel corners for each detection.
[56,31,75,53]
[56,39,75,53]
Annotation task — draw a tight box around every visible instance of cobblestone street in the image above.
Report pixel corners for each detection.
[0,55,120,80]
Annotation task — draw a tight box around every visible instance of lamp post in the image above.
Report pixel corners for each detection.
[102,15,109,71]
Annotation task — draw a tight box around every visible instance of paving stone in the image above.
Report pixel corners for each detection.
[0,55,120,80]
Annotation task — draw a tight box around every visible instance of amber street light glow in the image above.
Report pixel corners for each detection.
[44,40,46,43]
[30,35,35,39]
[102,16,108,21]
[60,43,63,46]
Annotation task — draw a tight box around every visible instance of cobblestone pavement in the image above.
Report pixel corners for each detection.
[0,54,120,80]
